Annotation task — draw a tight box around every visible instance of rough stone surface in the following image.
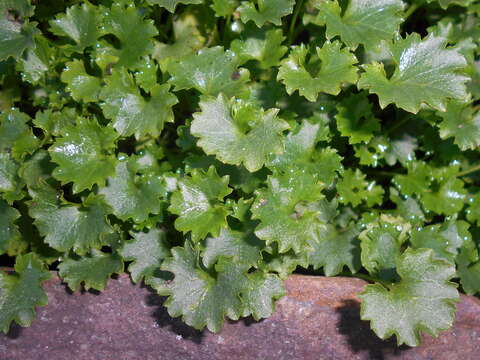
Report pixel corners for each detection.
[0,274,479,360]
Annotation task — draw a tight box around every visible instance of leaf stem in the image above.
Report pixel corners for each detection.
[287,0,305,45]
[404,3,419,20]
[457,164,480,177]
[386,115,413,135]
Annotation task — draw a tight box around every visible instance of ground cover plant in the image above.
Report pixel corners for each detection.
[0,0,479,347]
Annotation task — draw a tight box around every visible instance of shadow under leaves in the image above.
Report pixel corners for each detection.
[336,299,410,360]
[5,323,22,339]
[143,285,205,345]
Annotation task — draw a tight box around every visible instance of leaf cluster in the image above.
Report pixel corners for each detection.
[0,0,479,347]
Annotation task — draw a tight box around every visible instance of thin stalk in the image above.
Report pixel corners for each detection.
[457,164,480,177]
[404,3,419,20]
[287,0,305,45]
[386,115,413,135]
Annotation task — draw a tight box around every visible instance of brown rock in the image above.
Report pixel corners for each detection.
[1,274,479,360]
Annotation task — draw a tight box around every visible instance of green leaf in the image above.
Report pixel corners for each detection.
[18,35,52,84]
[166,46,250,97]
[191,94,289,172]
[0,153,24,203]
[390,187,425,224]
[308,224,361,276]
[49,117,117,193]
[411,220,470,262]
[0,1,38,61]
[157,243,247,332]
[241,271,284,320]
[277,42,358,102]
[0,253,51,333]
[421,170,467,216]
[268,119,342,186]
[99,158,166,223]
[337,169,384,207]
[147,0,203,12]
[133,56,158,92]
[211,0,239,17]
[100,68,178,139]
[0,109,39,160]
[33,108,77,137]
[359,217,410,281]
[312,0,405,49]
[237,0,295,27]
[358,34,470,113]
[60,60,101,103]
[456,241,480,295]
[203,227,263,268]
[168,166,232,242]
[230,25,287,69]
[436,101,480,151]
[336,92,381,144]
[359,248,459,347]
[101,1,158,67]
[58,250,123,291]
[0,200,21,255]
[49,2,100,52]
[153,10,207,66]
[466,193,480,225]
[425,0,475,9]
[251,173,325,253]
[29,192,113,254]
[394,163,467,216]
[120,228,170,283]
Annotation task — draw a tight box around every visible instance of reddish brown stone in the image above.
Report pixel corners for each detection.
[1,274,479,359]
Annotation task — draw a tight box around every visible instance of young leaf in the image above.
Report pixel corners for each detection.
[0,153,24,203]
[157,244,248,332]
[60,60,101,103]
[191,95,289,172]
[100,68,178,139]
[237,0,295,27]
[359,218,409,281]
[99,159,166,223]
[49,117,118,193]
[230,25,287,69]
[147,0,203,12]
[278,42,358,102]
[101,1,158,67]
[0,253,51,333]
[268,119,343,186]
[251,173,325,253]
[241,271,285,320]
[29,192,113,254]
[49,2,100,52]
[166,46,250,97]
[0,200,21,256]
[120,228,170,283]
[436,101,480,151]
[335,92,381,144]
[203,228,263,268]
[308,224,361,276]
[0,109,39,160]
[58,250,123,291]
[0,0,38,61]
[312,0,405,49]
[169,166,232,242]
[359,248,459,347]
[337,169,384,207]
[358,34,470,113]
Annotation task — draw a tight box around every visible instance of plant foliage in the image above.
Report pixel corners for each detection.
[0,0,479,347]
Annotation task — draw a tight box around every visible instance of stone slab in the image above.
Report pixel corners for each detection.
[1,274,479,360]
